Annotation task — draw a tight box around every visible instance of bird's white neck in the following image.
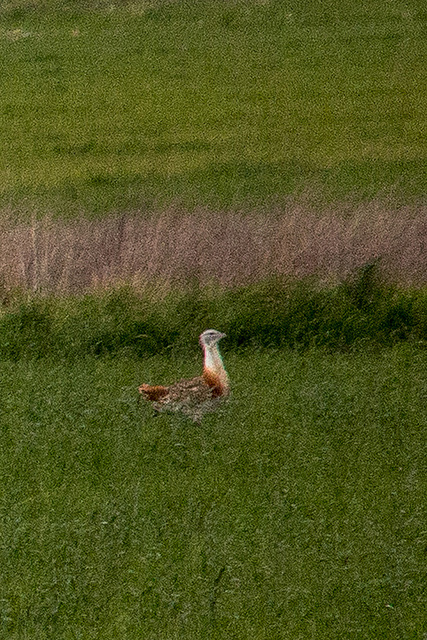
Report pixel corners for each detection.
[202,343,229,391]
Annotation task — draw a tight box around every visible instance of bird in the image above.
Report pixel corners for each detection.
[138,329,229,421]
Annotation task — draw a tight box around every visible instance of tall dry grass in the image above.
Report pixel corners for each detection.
[0,201,426,296]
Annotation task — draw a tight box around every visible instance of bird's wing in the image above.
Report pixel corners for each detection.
[139,377,214,404]
[160,377,215,404]
[139,376,228,422]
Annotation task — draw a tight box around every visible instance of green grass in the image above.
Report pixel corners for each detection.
[0,5,426,633]
[0,346,425,638]
[0,0,426,217]
[1,274,427,360]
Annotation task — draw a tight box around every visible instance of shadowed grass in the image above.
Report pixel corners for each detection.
[0,347,425,638]
[1,272,427,360]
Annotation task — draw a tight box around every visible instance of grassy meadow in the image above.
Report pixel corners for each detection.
[0,1,427,637]
[0,0,426,217]
[0,347,426,639]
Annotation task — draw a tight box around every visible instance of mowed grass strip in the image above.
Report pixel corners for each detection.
[0,0,426,216]
[0,346,425,638]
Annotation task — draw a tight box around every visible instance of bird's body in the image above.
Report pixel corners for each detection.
[138,329,229,421]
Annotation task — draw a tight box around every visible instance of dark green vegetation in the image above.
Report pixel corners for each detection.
[0,348,425,638]
[1,269,427,360]
[1,0,426,217]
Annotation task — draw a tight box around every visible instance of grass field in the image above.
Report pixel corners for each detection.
[0,0,426,217]
[0,346,426,639]
[0,2,426,638]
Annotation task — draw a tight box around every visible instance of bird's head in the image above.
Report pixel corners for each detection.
[199,329,226,348]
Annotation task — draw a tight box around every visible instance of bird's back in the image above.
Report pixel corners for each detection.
[139,374,227,421]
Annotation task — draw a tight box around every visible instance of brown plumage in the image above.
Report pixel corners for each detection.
[138,329,229,421]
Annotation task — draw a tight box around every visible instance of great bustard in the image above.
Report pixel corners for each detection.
[138,329,229,421]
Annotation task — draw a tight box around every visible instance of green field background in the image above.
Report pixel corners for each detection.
[0,3,426,638]
[0,0,426,216]
[0,348,426,639]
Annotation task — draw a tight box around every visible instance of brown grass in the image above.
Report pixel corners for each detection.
[1,201,426,296]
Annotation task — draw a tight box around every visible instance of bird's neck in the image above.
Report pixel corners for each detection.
[202,344,229,395]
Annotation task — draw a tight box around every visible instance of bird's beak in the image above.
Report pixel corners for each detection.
[220,332,226,339]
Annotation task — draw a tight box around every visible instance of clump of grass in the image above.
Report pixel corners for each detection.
[224,271,427,350]
[0,269,426,360]
[0,300,54,359]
